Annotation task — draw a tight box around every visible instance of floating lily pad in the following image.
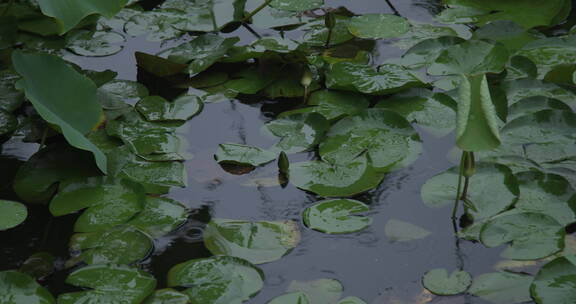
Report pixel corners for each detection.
[287,279,343,304]
[503,78,576,108]
[428,39,509,76]
[376,88,456,137]
[393,22,460,50]
[338,297,367,304]
[246,0,309,29]
[469,271,533,304]
[68,225,153,265]
[120,154,188,191]
[531,255,576,304]
[422,268,472,296]
[269,0,323,12]
[303,199,371,234]
[143,289,189,304]
[326,62,427,95]
[384,219,430,242]
[289,154,385,197]
[319,109,422,172]
[473,20,539,51]
[480,210,565,260]
[66,30,125,57]
[508,96,571,121]
[99,79,149,107]
[49,176,146,232]
[167,256,264,304]
[397,36,465,69]
[518,36,576,77]
[19,252,55,280]
[268,292,310,304]
[0,200,27,230]
[348,14,410,39]
[215,144,277,167]
[505,56,538,80]
[263,113,328,154]
[128,197,188,238]
[0,270,55,304]
[302,16,354,47]
[125,10,187,41]
[285,90,369,121]
[421,163,519,220]
[58,265,156,304]
[501,110,576,145]
[204,219,300,264]
[136,95,203,122]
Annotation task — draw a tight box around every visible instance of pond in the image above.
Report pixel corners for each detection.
[1,0,576,303]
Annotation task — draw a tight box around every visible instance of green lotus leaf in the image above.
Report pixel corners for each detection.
[303,199,371,234]
[124,10,188,41]
[204,219,300,264]
[224,67,280,94]
[136,95,203,122]
[302,16,354,47]
[348,14,410,39]
[422,268,472,296]
[421,163,519,220]
[384,219,431,242]
[501,110,576,145]
[503,78,576,108]
[162,0,246,32]
[12,51,107,173]
[517,35,576,78]
[38,0,128,34]
[0,270,55,304]
[263,113,329,154]
[268,292,310,304]
[376,88,457,137]
[135,51,188,77]
[49,176,146,232]
[428,40,509,76]
[480,210,565,260]
[531,255,576,304]
[58,264,156,304]
[289,154,385,197]
[66,30,125,57]
[282,90,369,121]
[472,20,540,51]
[128,197,188,238]
[167,256,264,304]
[397,36,465,69]
[393,22,460,50]
[269,0,323,12]
[319,109,422,172]
[19,252,55,280]
[326,62,427,95]
[68,225,152,265]
[287,279,343,304]
[215,143,277,166]
[469,271,533,304]
[0,200,27,231]
[143,289,189,304]
[338,297,367,304]
[246,0,310,29]
[507,96,570,121]
[99,79,149,108]
[505,56,538,80]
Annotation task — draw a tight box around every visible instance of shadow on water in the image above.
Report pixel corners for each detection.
[0,0,511,303]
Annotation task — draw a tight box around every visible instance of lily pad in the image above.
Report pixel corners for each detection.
[428,39,509,76]
[376,88,456,137]
[393,22,460,50]
[66,30,125,57]
[338,297,367,304]
[319,109,422,172]
[508,96,571,121]
[287,278,343,304]
[422,268,472,296]
[143,289,189,304]
[124,10,187,41]
[268,292,310,304]
[167,256,264,304]
[531,255,576,304]
[0,270,55,304]
[269,0,323,12]
[58,264,156,304]
[215,144,277,167]
[294,90,369,121]
[384,219,431,242]
[469,271,533,304]
[49,176,146,232]
[348,14,410,39]
[136,95,203,122]
[289,154,385,197]
[421,163,519,220]
[0,200,27,230]
[303,199,371,234]
[302,16,354,47]
[263,113,329,154]
[68,225,153,265]
[326,62,427,95]
[204,219,300,264]
[480,210,565,260]
[501,110,576,145]
[517,36,576,77]
[503,78,576,108]
[397,36,466,69]
[128,197,188,238]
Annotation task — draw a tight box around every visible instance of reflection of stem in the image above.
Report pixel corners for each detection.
[451,151,466,227]
[242,0,272,23]
[384,0,401,16]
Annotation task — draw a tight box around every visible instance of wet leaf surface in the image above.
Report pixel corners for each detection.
[303,199,371,234]
[422,268,472,296]
[0,270,55,304]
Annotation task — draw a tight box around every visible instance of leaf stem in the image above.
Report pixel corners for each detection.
[242,0,272,23]
[451,151,466,224]
[325,28,333,48]
[384,0,401,16]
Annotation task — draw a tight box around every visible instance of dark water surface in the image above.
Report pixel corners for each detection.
[0,1,512,303]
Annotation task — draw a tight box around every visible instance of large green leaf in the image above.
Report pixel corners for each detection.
[469,271,533,304]
[167,256,264,304]
[303,199,372,234]
[326,62,427,95]
[128,197,188,238]
[480,210,565,260]
[58,265,156,304]
[0,271,55,304]
[517,36,576,78]
[0,200,27,231]
[376,88,457,138]
[263,113,329,154]
[293,90,369,121]
[287,279,343,304]
[38,0,128,34]
[319,109,422,172]
[347,14,410,39]
[269,0,323,12]
[289,154,385,197]
[215,144,277,166]
[12,51,107,173]
[531,255,576,304]
[456,74,501,152]
[397,36,465,69]
[472,20,539,51]
[124,10,187,41]
[422,268,472,295]
[268,292,310,304]
[428,40,509,76]
[142,289,189,304]
[66,30,126,57]
[503,78,576,108]
[204,219,300,264]
[136,95,203,122]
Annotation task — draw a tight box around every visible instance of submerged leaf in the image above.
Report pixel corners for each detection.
[348,14,410,39]
[422,268,472,296]
[0,200,27,230]
[469,271,533,304]
[303,199,371,234]
[384,219,431,242]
